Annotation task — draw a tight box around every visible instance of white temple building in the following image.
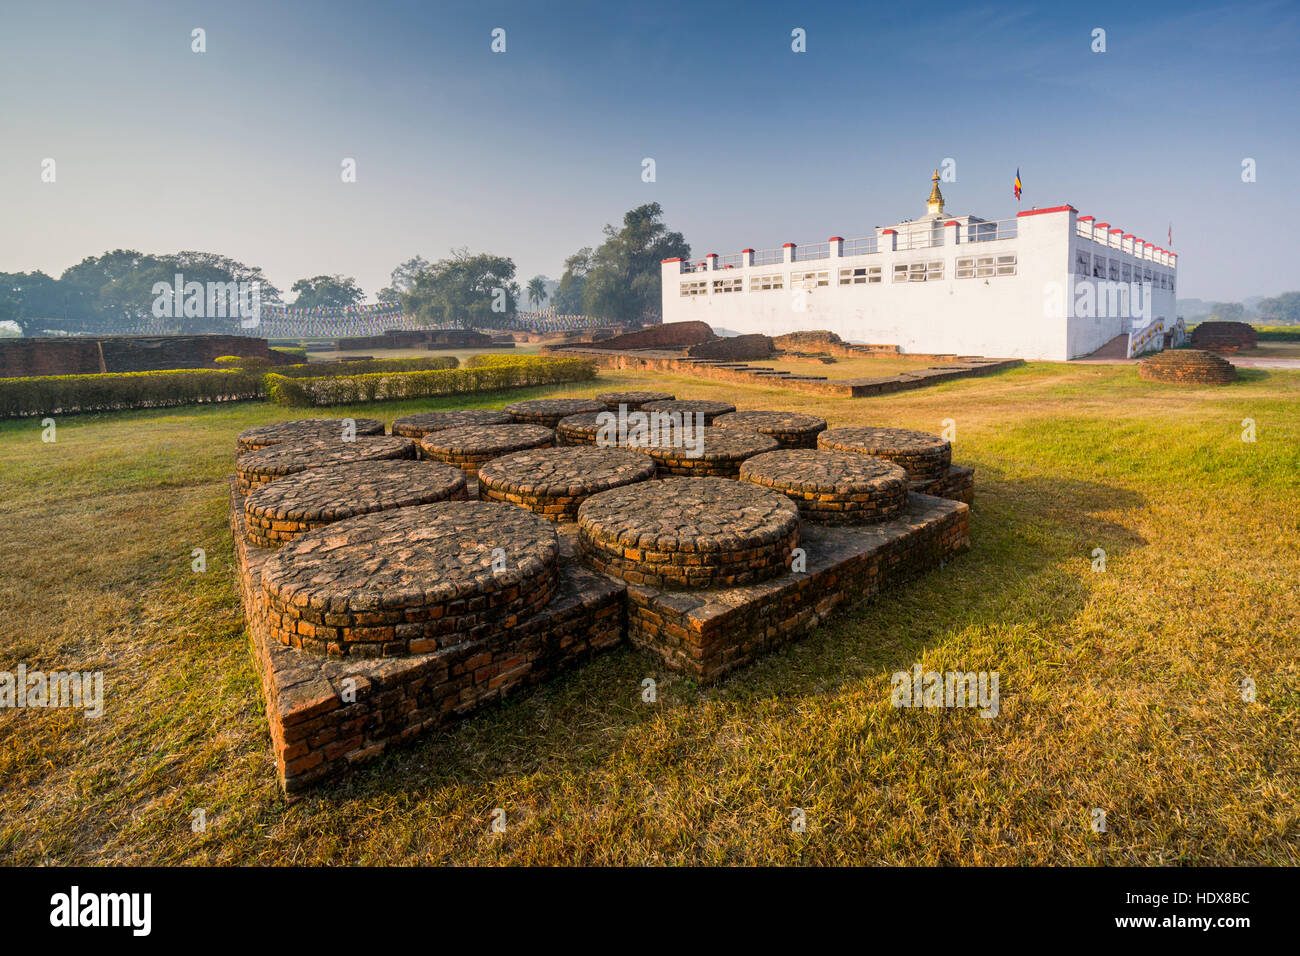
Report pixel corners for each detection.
[660,173,1179,360]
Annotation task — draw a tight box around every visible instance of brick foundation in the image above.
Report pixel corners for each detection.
[232,486,627,796]
[624,494,970,682]
[539,346,1023,397]
[231,431,977,794]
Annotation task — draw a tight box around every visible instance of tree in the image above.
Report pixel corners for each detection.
[290,274,365,310]
[400,249,519,329]
[580,203,690,323]
[59,250,169,329]
[167,251,282,304]
[1257,291,1300,325]
[0,271,63,334]
[3,251,278,334]
[377,256,431,303]
[551,248,591,315]
[526,275,549,313]
[1207,302,1245,322]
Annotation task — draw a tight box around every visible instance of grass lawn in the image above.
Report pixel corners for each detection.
[1,359,1297,864]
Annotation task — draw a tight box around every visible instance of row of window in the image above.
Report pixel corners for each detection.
[956,255,1017,278]
[682,257,1018,295]
[1075,252,1175,290]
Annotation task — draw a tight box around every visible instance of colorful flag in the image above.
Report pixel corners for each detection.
[1013,168,1022,201]
[1168,223,1172,247]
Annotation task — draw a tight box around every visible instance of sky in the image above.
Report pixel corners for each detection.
[1,0,1297,303]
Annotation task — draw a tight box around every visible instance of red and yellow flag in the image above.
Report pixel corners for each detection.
[1013,168,1022,201]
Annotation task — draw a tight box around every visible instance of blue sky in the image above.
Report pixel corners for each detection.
[1,0,1296,301]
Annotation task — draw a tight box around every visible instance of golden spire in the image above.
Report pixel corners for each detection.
[927,169,945,216]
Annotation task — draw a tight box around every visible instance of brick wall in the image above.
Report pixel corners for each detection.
[0,335,283,377]
[1189,321,1257,352]
[597,321,716,351]
[687,334,774,361]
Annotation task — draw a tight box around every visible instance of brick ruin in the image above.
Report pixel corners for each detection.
[230,402,974,794]
[0,334,290,378]
[1138,349,1237,385]
[1188,321,1257,353]
[592,320,717,351]
[685,334,775,361]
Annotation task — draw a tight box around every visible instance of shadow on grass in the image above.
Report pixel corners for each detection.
[295,468,1148,804]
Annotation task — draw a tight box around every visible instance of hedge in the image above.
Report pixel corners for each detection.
[266,355,597,407]
[272,355,459,378]
[1253,325,1300,342]
[462,353,542,369]
[214,355,275,369]
[0,369,266,417]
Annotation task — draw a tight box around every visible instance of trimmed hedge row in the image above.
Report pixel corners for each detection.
[1253,325,1300,342]
[0,369,266,417]
[266,355,597,407]
[272,355,459,379]
[215,355,275,369]
[462,353,539,369]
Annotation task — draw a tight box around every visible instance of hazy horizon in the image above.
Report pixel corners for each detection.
[3,0,1297,304]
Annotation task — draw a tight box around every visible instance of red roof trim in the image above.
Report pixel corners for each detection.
[740,248,754,254]
[661,257,682,263]
[1078,215,1095,222]
[782,242,796,248]
[880,229,897,235]
[827,236,843,242]
[1017,204,1077,217]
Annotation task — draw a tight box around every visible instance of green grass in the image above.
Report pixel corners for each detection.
[1,362,1297,864]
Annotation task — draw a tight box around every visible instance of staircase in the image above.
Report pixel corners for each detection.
[1078,334,1131,361]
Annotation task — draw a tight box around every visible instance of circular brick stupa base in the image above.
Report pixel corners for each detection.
[236,417,384,455]
[639,399,737,424]
[235,435,416,496]
[417,424,554,477]
[712,410,828,449]
[642,425,779,477]
[1138,349,1237,384]
[478,446,656,521]
[578,477,799,589]
[596,390,675,411]
[740,449,908,524]
[504,398,608,428]
[555,411,609,446]
[391,409,511,438]
[261,501,559,658]
[243,460,468,549]
[818,426,951,483]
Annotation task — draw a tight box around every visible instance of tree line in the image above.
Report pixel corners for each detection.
[0,203,690,335]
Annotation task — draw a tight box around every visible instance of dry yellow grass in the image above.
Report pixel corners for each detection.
[1,359,1297,864]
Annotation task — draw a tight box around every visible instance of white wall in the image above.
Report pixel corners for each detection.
[663,206,1179,361]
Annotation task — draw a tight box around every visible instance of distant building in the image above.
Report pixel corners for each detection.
[660,172,1179,360]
